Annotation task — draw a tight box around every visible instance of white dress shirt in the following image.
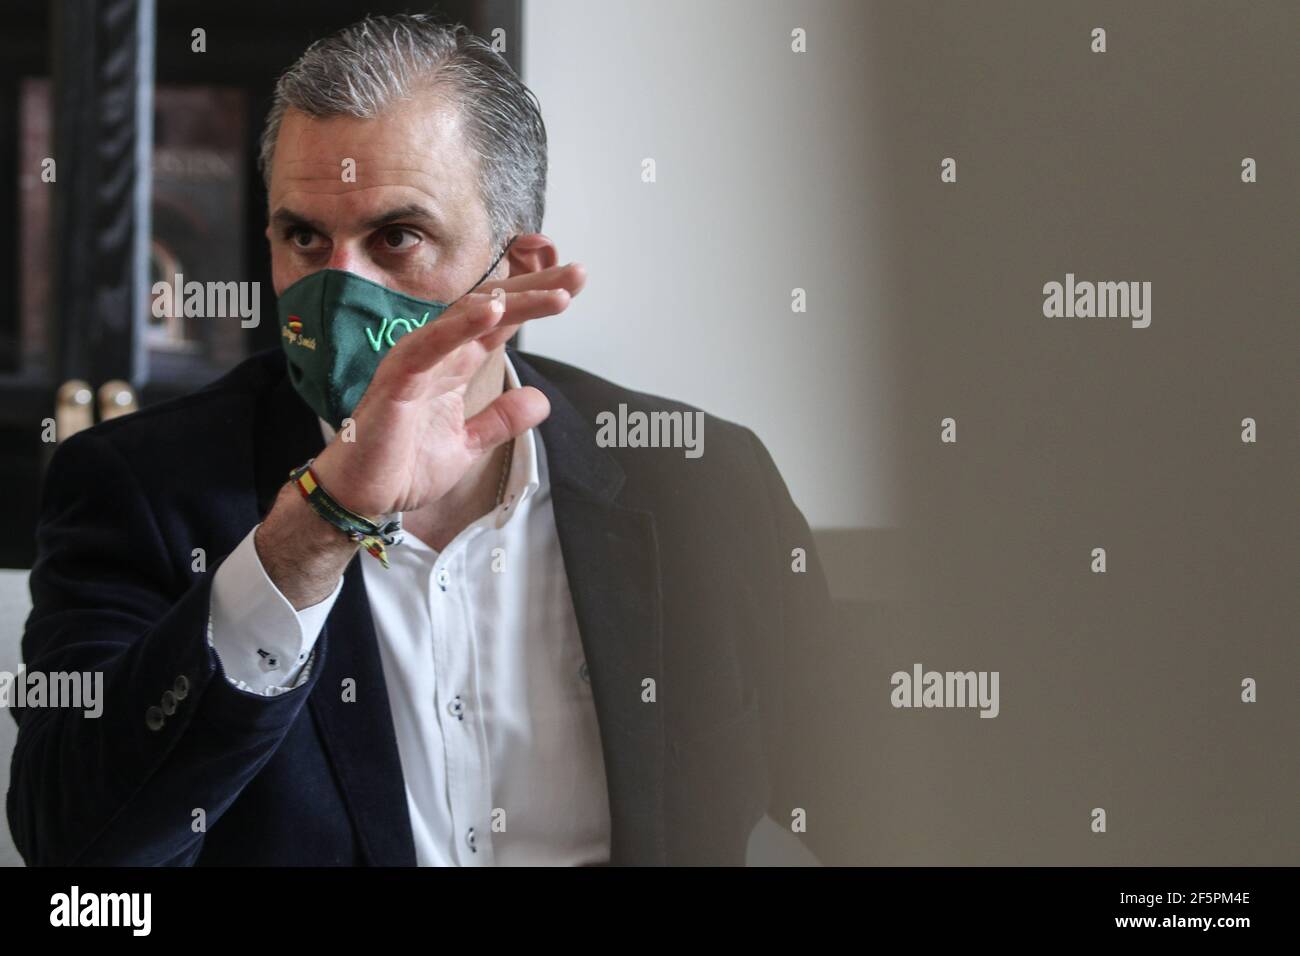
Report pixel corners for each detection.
[208,354,612,865]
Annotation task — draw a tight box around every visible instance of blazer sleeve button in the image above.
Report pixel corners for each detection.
[145,706,165,731]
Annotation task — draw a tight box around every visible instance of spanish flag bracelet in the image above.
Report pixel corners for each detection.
[287,459,404,569]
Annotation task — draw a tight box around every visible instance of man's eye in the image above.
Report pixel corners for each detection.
[379,227,420,251]
[290,228,317,249]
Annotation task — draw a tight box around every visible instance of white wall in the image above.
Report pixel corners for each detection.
[521,0,897,528]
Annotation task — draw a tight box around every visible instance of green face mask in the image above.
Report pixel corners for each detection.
[277,239,516,429]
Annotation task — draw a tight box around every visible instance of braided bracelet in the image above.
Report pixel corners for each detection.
[287,459,404,568]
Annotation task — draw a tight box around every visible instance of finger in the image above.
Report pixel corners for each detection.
[401,288,574,379]
[461,287,572,324]
[464,385,551,456]
[391,262,586,373]
[388,293,507,380]
[466,288,573,351]
[468,261,588,299]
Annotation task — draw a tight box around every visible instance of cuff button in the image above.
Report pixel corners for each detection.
[145,706,165,731]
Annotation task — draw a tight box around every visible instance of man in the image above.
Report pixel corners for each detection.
[8,14,835,866]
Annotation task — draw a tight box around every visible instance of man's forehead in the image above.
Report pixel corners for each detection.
[269,99,477,207]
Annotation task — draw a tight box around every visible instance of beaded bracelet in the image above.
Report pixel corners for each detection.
[287,459,403,568]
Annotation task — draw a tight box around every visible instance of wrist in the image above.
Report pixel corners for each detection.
[311,447,383,520]
[256,486,359,610]
[262,482,359,557]
[286,458,403,569]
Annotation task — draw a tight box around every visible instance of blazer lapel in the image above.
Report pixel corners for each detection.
[512,350,668,866]
[253,362,417,866]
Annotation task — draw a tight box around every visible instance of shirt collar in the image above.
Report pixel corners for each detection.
[315,352,542,526]
[498,351,542,520]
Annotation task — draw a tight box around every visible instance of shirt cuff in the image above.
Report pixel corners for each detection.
[207,524,344,696]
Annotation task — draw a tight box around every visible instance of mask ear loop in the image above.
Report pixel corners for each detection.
[456,233,520,302]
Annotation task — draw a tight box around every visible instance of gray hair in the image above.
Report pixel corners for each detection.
[258,14,547,247]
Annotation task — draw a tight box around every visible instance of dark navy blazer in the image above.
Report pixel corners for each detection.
[8,348,836,865]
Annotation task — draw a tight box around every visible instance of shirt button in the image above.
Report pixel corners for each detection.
[466,827,477,852]
[435,568,450,591]
[160,690,177,715]
[448,697,464,720]
[173,675,189,700]
[145,706,165,731]
[579,662,590,683]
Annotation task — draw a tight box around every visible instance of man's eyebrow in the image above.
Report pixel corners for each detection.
[269,208,327,233]
[361,203,441,230]
[268,204,442,234]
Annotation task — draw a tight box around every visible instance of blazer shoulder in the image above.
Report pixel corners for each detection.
[513,349,757,453]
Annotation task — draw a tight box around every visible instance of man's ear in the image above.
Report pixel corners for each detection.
[504,233,559,276]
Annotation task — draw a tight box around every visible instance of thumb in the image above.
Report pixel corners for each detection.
[464,386,551,456]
